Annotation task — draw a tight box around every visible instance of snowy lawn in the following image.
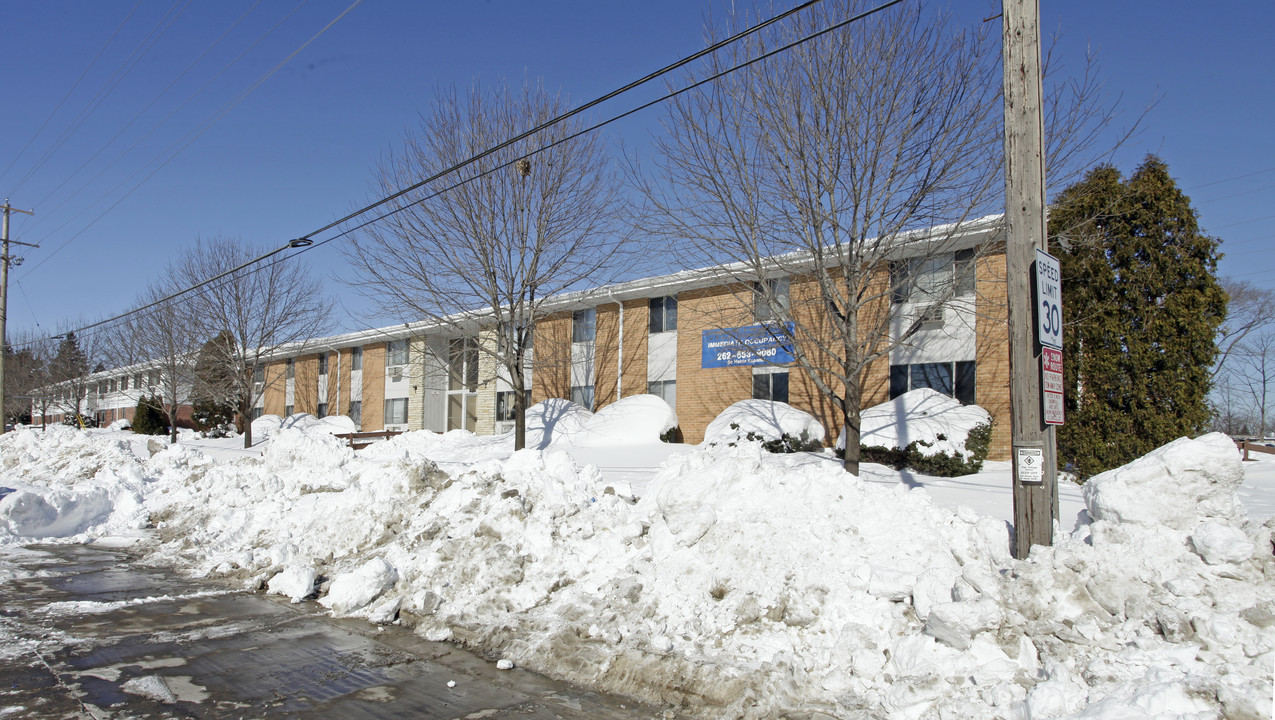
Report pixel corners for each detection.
[1,408,1272,720]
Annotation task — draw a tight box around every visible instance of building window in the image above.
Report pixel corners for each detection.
[134,373,143,388]
[352,346,363,371]
[250,407,264,420]
[571,384,595,410]
[892,251,977,304]
[385,398,408,425]
[109,379,117,392]
[447,338,479,432]
[572,308,596,343]
[253,364,264,384]
[318,353,328,376]
[349,400,362,427]
[649,296,678,333]
[286,358,295,379]
[121,376,129,391]
[317,402,328,419]
[388,340,409,366]
[648,379,676,409]
[753,371,789,403]
[285,404,294,417]
[889,360,976,405]
[496,390,527,422]
[955,248,976,296]
[754,278,790,322]
[149,370,160,386]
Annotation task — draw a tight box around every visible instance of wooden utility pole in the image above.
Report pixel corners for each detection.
[1002,0,1057,558]
[0,200,37,431]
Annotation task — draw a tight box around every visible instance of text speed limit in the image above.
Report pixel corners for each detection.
[1035,249,1062,350]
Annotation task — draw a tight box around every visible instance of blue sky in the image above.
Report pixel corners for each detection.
[2,1,1272,341]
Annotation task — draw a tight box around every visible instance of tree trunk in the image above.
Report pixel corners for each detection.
[840,375,863,476]
[241,398,253,448]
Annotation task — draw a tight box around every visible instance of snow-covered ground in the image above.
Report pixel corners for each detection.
[0,401,1272,720]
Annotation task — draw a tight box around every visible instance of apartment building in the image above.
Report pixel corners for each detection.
[36,217,1013,458]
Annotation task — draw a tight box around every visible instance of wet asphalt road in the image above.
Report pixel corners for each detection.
[0,544,660,719]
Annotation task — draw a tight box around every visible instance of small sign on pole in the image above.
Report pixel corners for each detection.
[1017,447,1044,484]
[1042,347,1064,425]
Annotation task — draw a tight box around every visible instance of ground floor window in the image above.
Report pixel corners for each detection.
[648,379,676,409]
[317,402,328,419]
[571,384,594,410]
[250,407,263,420]
[385,398,408,425]
[349,400,361,427]
[285,404,294,416]
[753,371,789,403]
[889,361,976,405]
[496,390,527,422]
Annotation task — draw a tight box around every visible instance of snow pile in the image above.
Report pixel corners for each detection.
[252,413,356,442]
[0,426,149,541]
[524,398,593,448]
[1012,432,1273,719]
[569,395,677,447]
[702,399,825,447]
[846,388,991,459]
[0,422,1271,719]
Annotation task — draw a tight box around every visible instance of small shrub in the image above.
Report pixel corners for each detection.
[660,426,683,443]
[716,422,822,453]
[839,421,994,477]
[132,395,169,436]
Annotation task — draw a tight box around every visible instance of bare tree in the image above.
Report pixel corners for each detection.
[345,80,627,449]
[633,3,1002,474]
[108,284,205,443]
[173,237,333,448]
[635,2,1124,473]
[48,328,102,427]
[1234,330,1275,440]
[4,330,53,428]
[1214,279,1275,379]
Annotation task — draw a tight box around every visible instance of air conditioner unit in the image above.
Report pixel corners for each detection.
[389,367,403,381]
[495,421,515,434]
[384,424,409,433]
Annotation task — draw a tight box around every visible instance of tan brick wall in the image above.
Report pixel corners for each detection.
[531,312,572,403]
[294,355,319,414]
[594,302,621,407]
[975,253,1011,460]
[363,343,386,430]
[622,299,651,398]
[406,338,428,432]
[673,284,754,443]
[262,361,287,417]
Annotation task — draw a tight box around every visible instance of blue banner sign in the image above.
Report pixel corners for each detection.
[701,322,795,368]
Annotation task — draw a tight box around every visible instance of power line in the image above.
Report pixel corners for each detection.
[0,0,144,187]
[25,0,269,222]
[20,1,312,247]
[18,0,359,279]
[8,0,193,195]
[20,0,907,348]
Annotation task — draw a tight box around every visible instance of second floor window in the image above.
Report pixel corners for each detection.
[352,346,363,371]
[649,296,678,333]
[572,308,596,343]
[754,278,790,322]
[388,340,409,366]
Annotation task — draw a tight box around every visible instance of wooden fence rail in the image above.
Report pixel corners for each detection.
[334,430,403,450]
[1236,441,1275,461]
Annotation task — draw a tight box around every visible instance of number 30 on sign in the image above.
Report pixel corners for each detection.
[1035,249,1062,350]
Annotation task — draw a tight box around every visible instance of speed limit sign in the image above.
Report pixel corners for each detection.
[1035,249,1062,350]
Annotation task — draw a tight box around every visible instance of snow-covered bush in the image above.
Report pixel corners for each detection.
[703,400,825,452]
[843,389,993,476]
[570,394,677,447]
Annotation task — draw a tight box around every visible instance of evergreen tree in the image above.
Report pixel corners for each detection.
[191,332,239,434]
[131,395,168,436]
[1048,155,1227,478]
